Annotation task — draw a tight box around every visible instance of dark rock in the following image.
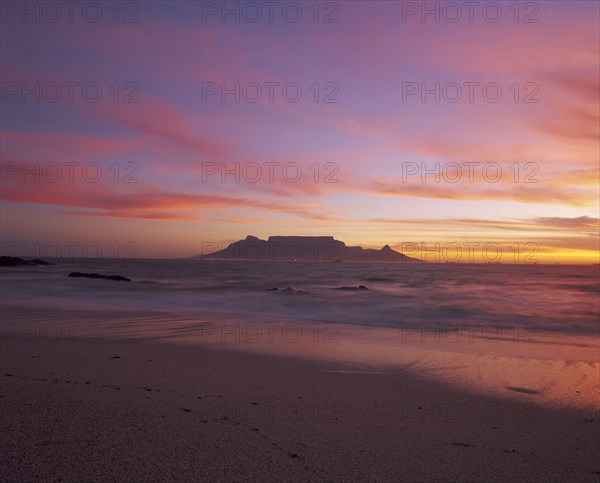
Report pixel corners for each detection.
[105,275,131,282]
[68,272,131,282]
[0,256,51,267]
[0,256,29,266]
[332,285,369,291]
[274,287,308,295]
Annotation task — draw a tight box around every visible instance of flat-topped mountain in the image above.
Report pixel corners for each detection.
[197,235,423,262]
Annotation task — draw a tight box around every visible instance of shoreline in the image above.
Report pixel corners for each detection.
[2,303,598,412]
[1,302,599,480]
[1,333,599,481]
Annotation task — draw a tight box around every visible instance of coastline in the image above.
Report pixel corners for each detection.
[2,303,598,411]
[1,303,599,481]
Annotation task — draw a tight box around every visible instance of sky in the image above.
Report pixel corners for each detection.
[1,0,599,262]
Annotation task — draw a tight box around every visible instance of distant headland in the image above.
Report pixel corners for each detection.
[196,235,423,263]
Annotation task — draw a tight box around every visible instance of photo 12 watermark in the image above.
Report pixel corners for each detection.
[401,82,539,104]
[398,162,539,184]
[198,321,339,344]
[197,396,339,425]
[1,1,141,24]
[400,241,540,263]
[199,1,340,24]
[199,238,344,262]
[399,322,540,344]
[1,162,140,184]
[1,81,140,104]
[400,2,540,24]
[1,320,140,344]
[399,400,539,425]
[1,241,140,261]
[201,81,339,104]
[200,161,339,184]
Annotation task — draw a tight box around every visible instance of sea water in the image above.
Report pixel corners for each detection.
[1,259,598,338]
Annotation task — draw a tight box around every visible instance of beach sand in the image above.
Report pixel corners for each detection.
[1,305,599,481]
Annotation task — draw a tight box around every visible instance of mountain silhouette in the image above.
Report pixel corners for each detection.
[197,235,423,262]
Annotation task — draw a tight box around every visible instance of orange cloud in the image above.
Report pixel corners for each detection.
[359,176,597,207]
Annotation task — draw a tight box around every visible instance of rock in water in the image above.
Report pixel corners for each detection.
[0,256,51,266]
[273,287,308,295]
[0,256,29,266]
[332,285,369,291]
[68,272,131,282]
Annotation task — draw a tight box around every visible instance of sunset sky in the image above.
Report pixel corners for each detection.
[1,1,598,262]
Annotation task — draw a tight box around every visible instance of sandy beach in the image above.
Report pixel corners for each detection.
[1,305,599,482]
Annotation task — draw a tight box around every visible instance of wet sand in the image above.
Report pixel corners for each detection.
[1,304,599,481]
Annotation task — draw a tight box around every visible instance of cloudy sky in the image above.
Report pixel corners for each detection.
[1,1,598,262]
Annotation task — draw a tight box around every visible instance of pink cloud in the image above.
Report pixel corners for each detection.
[90,98,234,159]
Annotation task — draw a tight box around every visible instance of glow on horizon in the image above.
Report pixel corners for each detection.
[0,1,598,263]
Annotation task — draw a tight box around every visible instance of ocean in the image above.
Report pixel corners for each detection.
[1,259,598,338]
